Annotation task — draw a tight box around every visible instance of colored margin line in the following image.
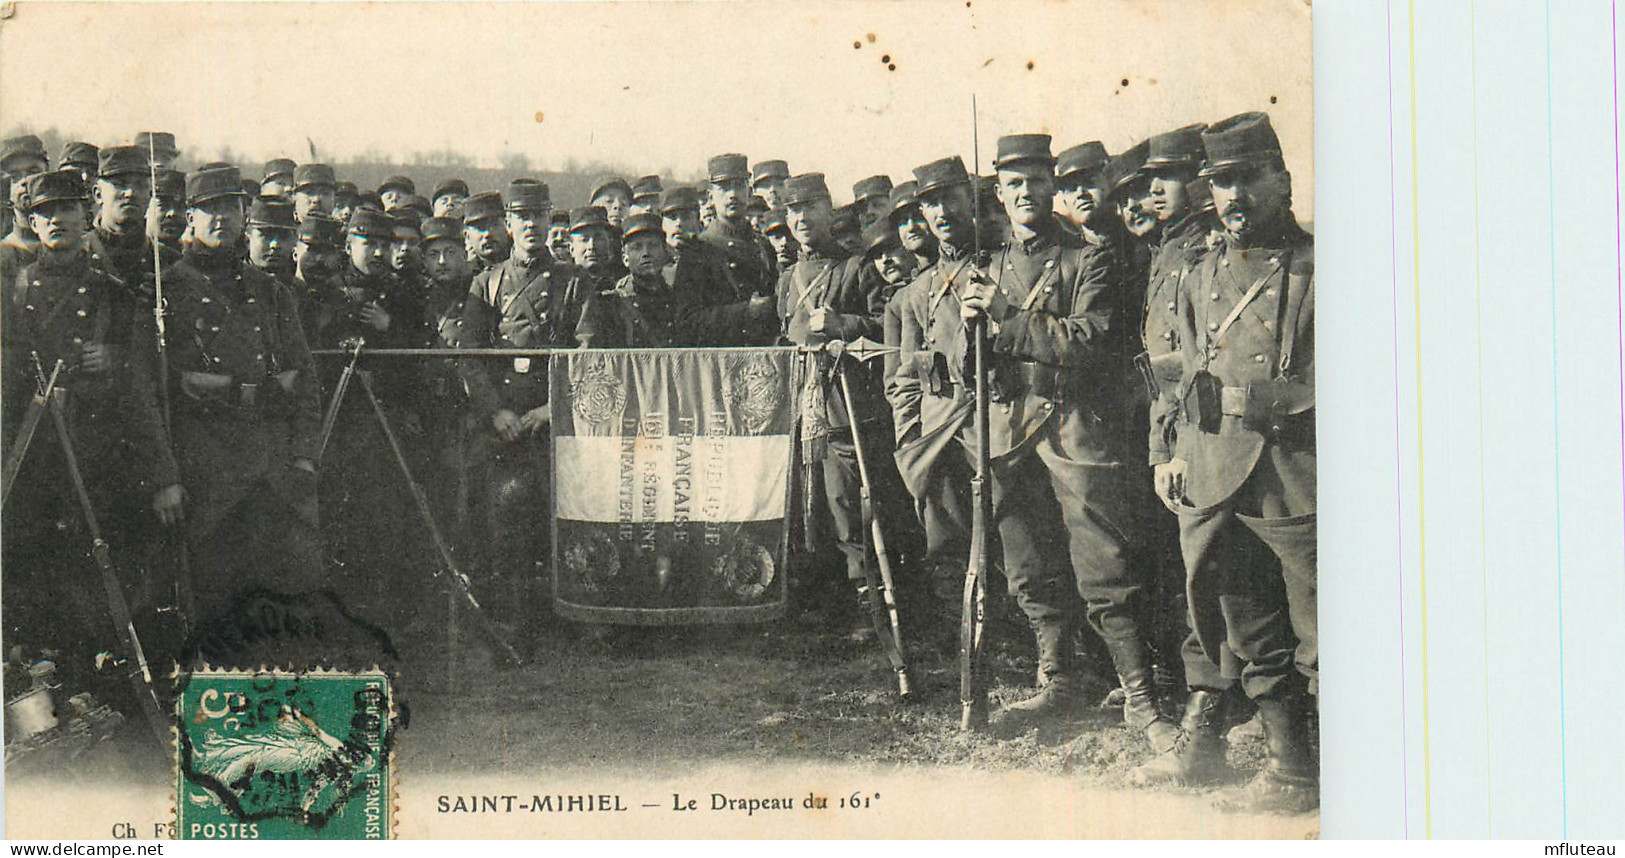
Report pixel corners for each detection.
[1542,0,1570,839]
[1385,0,1414,838]
[1467,0,1494,837]
[1405,0,1434,839]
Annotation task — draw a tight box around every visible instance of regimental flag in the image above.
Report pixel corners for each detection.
[549,348,798,624]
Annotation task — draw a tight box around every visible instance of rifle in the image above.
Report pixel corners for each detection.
[148,137,195,630]
[46,386,173,748]
[316,337,365,461]
[1,359,63,508]
[352,355,524,667]
[832,337,911,698]
[961,94,992,732]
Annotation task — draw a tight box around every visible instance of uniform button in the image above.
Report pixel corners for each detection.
[91,253,100,260]
[25,304,34,311]
[254,326,261,332]
[1042,402,1053,410]
[212,356,221,363]
[1254,354,1266,363]
[247,298,256,304]
[1044,286,1053,293]
[1210,292,1219,301]
[76,309,87,317]
[211,326,220,332]
[256,354,264,361]
[1220,257,1230,266]
[1265,289,1276,298]
[1207,322,1219,332]
[72,337,83,345]
[1044,260,1055,268]
[1167,301,1176,311]
[1162,331,1173,341]
[31,280,40,287]
[76,287,86,294]
[201,297,211,304]
[1263,320,1274,330]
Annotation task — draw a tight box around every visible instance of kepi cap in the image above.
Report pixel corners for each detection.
[993,134,1055,170]
[347,209,396,239]
[852,175,893,203]
[378,175,415,196]
[750,159,789,185]
[262,158,296,182]
[622,212,664,241]
[1,135,48,173]
[463,191,504,224]
[567,205,611,234]
[247,198,297,230]
[912,156,971,196]
[60,142,99,171]
[1143,123,1209,172]
[186,165,248,205]
[421,216,463,244]
[707,153,749,184]
[631,175,663,201]
[294,163,337,190]
[781,173,831,207]
[298,212,343,246]
[588,176,631,203]
[97,145,149,179]
[432,178,469,201]
[1199,111,1282,178]
[24,169,87,210]
[660,186,701,215]
[1056,141,1109,180]
[504,179,551,212]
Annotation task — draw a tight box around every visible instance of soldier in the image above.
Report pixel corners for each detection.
[1097,141,1157,306]
[888,180,938,271]
[390,214,426,291]
[658,186,703,258]
[1054,141,1111,246]
[291,163,337,224]
[547,209,573,264]
[458,179,599,646]
[629,175,663,218]
[672,154,778,347]
[463,191,512,271]
[746,195,769,233]
[749,159,789,209]
[408,194,433,224]
[2,135,50,279]
[701,154,778,291]
[162,164,324,636]
[698,198,716,231]
[246,198,298,285]
[863,219,916,390]
[432,178,469,220]
[378,175,415,213]
[1131,113,1316,813]
[760,207,797,271]
[852,175,894,228]
[776,173,896,631]
[831,203,862,256]
[60,142,100,187]
[894,142,1174,744]
[241,178,262,200]
[332,181,360,226]
[605,212,683,347]
[133,132,179,170]
[84,146,155,297]
[308,208,427,625]
[588,177,632,230]
[147,168,188,265]
[358,190,385,213]
[2,169,180,688]
[261,158,297,199]
[419,216,479,564]
[567,205,627,285]
[293,212,345,335]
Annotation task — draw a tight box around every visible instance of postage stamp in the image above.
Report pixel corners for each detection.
[174,668,395,840]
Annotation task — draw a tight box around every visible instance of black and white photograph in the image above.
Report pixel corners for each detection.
[0,0,1315,839]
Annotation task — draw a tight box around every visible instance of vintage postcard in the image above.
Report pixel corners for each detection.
[0,0,1315,839]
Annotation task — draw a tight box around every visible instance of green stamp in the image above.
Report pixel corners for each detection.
[175,668,394,840]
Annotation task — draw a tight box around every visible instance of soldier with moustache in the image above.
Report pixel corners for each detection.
[2,135,51,284]
[1131,113,1317,813]
[775,173,901,633]
[292,212,345,336]
[678,153,778,346]
[432,179,469,221]
[458,179,601,647]
[2,169,181,688]
[291,164,337,225]
[1104,141,1157,292]
[547,209,572,265]
[463,191,512,273]
[261,158,297,199]
[568,205,628,287]
[390,214,427,296]
[760,207,797,273]
[161,165,324,638]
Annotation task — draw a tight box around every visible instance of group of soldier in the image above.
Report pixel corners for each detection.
[0,109,1314,813]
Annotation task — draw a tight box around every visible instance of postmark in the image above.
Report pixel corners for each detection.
[174,667,395,840]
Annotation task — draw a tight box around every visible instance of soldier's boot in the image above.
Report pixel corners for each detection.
[1128,688,1236,787]
[1214,692,1319,814]
[1105,636,1181,751]
[994,622,1083,729]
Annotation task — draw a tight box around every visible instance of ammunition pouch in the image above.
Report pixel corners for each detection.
[1181,370,1224,434]
[1182,373,1314,439]
[179,369,300,415]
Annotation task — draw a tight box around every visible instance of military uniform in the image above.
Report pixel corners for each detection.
[2,171,177,682]
[163,167,324,628]
[458,180,600,636]
[775,174,893,601]
[682,154,778,346]
[607,214,686,347]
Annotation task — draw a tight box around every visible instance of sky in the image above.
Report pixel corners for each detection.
[0,0,1313,212]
